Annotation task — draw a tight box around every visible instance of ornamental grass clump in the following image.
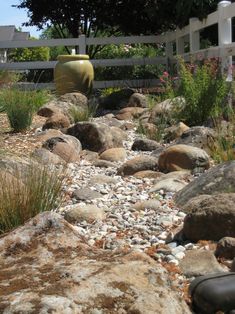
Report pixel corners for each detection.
[0,161,65,234]
[0,88,50,132]
[174,57,229,126]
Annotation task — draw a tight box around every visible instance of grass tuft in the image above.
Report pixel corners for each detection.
[0,161,65,234]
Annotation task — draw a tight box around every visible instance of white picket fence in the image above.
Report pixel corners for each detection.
[0,0,234,88]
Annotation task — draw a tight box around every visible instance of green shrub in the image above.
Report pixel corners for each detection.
[211,111,235,163]
[95,43,164,80]
[174,57,229,126]
[0,161,65,234]
[0,89,50,132]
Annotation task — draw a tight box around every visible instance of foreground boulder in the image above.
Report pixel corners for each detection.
[158,144,210,173]
[0,212,190,314]
[175,161,235,207]
[182,193,235,241]
[67,122,123,153]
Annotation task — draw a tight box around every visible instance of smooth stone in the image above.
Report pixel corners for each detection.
[72,187,103,201]
[64,204,106,223]
[179,250,225,277]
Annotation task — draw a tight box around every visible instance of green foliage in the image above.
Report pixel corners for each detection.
[0,70,20,88]
[69,101,98,123]
[9,38,50,62]
[174,57,230,126]
[0,89,50,132]
[101,87,122,97]
[95,43,164,80]
[211,111,235,163]
[0,161,65,234]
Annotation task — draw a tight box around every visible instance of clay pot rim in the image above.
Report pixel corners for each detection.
[57,54,90,61]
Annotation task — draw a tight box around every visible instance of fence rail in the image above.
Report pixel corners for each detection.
[0,0,235,88]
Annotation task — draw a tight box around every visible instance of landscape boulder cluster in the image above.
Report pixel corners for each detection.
[0,89,235,313]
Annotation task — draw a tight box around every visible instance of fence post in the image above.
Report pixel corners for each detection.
[189,17,200,55]
[176,36,185,55]
[166,41,173,73]
[218,0,232,81]
[79,35,86,54]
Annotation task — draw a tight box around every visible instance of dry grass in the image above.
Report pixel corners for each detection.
[0,160,65,234]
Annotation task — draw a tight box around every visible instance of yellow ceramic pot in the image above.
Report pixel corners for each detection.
[54,54,94,96]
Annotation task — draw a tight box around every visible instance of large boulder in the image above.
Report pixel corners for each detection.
[117,156,158,176]
[175,161,235,207]
[182,193,235,241]
[0,212,190,314]
[67,122,123,153]
[148,97,185,124]
[158,144,210,173]
[175,126,216,155]
[38,93,88,120]
[42,134,82,163]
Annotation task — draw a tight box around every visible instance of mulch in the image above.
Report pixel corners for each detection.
[0,113,47,157]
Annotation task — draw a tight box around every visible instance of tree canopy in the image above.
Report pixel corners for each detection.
[14,0,221,38]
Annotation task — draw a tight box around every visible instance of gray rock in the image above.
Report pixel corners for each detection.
[67,122,123,153]
[88,175,118,186]
[175,126,216,155]
[179,250,225,277]
[72,187,103,201]
[128,92,148,108]
[117,155,158,176]
[132,138,161,151]
[32,148,65,165]
[182,193,235,242]
[175,161,235,207]
[150,178,187,193]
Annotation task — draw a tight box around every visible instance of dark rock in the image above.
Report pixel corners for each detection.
[175,161,235,207]
[132,138,161,151]
[215,237,235,260]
